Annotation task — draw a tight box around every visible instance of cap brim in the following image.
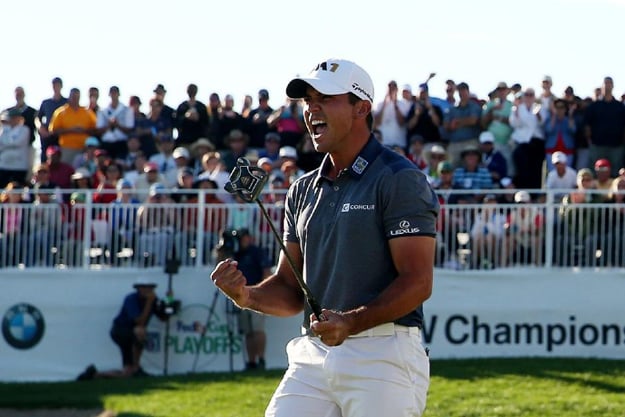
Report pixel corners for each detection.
[134,283,157,288]
[286,77,348,99]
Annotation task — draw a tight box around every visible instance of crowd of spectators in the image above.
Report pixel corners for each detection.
[1,75,625,269]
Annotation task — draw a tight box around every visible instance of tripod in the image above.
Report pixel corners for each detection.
[190,288,239,373]
[162,258,180,376]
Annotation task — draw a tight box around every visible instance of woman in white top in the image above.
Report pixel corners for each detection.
[0,109,31,187]
[509,88,545,190]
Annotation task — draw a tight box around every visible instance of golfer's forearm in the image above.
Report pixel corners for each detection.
[244,276,305,317]
[344,273,432,335]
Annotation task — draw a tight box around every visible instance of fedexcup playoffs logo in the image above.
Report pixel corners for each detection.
[2,303,46,350]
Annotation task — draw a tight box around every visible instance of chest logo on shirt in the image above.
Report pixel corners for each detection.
[341,203,375,213]
[390,220,421,236]
[351,157,368,174]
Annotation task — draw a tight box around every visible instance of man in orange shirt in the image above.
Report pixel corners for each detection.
[49,88,97,165]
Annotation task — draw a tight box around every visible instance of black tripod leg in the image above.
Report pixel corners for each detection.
[191,288,221,373]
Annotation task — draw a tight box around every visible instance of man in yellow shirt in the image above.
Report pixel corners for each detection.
[49,88,97,165]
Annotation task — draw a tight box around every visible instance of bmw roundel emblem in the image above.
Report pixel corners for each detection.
[2,303,45,350]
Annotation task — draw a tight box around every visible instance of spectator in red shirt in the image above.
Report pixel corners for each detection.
[45,145,75,193]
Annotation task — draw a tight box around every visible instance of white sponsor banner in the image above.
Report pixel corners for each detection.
[424,268,625,359]
[1,268,624,381]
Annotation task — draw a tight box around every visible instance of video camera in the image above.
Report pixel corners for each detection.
[214,229,241,262]
[156,297,181,317]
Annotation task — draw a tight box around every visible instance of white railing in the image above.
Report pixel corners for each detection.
[0,189,623,270]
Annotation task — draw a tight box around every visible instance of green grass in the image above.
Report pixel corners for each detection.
[1,359,624,417]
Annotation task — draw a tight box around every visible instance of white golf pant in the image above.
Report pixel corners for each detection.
[265,323,429,417]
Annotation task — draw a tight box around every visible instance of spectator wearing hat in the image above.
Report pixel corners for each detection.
[48,88,97,166]
[45,145,75,191]
[0,108,31,187]
[6,86,37,146]
[481,82,513,169]
[267,98,305,148]
[189,138,215,176]
[594,159,614,201]
[175,83,209,146]
[544,152,577,202]
[278,145,304,183]
[543,98,577,172]
[172,146,191,179]
[96,86,135,160]
[422,144,448,185]
[76,277,168,380]
[478,131,508,185]
[148,135,177,187]
[584,76,625,177]
[538,75,556,122]
[152,84,176,126]
[373,80,411,150]
[37,77,68,162]
[245,89,275,149]
[451,145,493,202]
[406,83,443,145]
[134,161,166,202]
[509,88,544,189]
[443,82,482,167]
[222,129,250,172]
[70,167,93,190]
[71,136,101,175]
[557,168,604,266]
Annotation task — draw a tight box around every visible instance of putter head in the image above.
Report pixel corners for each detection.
[224,157,269,202]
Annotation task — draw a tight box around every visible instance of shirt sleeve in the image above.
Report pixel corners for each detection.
[383,169,439,239]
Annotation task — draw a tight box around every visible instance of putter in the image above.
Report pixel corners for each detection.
[224,157,325,321]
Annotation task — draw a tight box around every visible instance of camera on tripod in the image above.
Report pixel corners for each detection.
[156,297,181,317]
[214,229,242,262]
[164,258,180,275]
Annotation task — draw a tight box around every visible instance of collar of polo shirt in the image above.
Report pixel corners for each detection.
[315,134,382,186]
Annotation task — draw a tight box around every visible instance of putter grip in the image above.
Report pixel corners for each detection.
[308,296,326,321]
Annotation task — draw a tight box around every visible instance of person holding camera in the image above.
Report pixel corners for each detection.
[77,277,168,380]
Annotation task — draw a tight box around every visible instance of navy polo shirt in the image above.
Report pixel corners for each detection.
[284,136,439,329]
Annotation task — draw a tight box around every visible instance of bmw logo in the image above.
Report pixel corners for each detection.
[2,303,45,350]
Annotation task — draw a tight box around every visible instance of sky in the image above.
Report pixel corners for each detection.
[2,0,625,113]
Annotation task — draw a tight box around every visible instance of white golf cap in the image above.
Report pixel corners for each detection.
[286,58,374,103]
[172,147,190,160]
[551,151,567,165]
[279,146,298,159]
[479,131,495,143]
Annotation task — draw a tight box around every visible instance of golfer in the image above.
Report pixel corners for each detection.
[211,58,438,417]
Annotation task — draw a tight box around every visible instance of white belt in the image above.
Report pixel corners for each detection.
[301,322,421,338]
